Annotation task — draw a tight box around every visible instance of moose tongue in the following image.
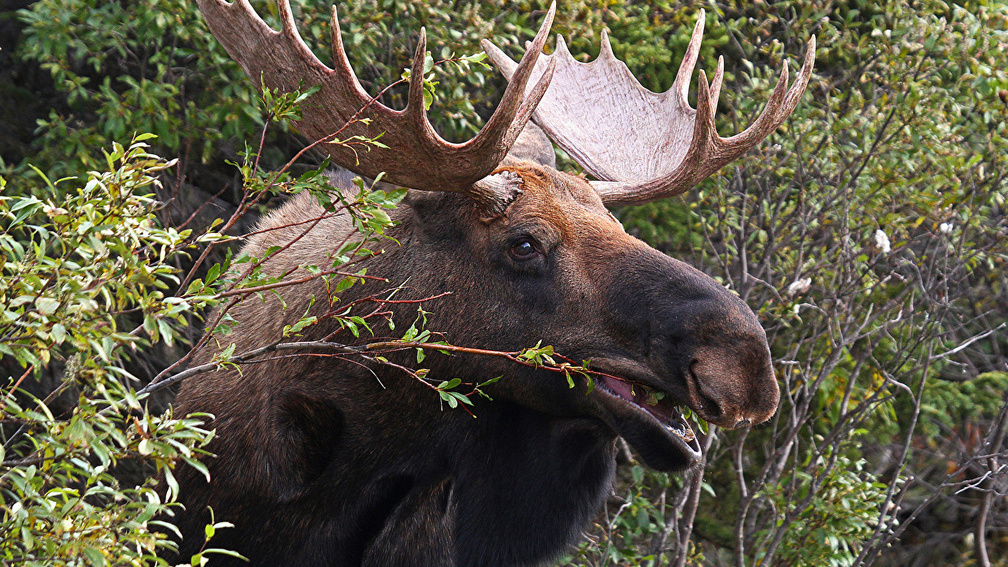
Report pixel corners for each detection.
[598,377,695,443]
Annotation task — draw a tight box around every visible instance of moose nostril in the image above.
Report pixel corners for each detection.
[687,362,723,422]
[697,391,722,421]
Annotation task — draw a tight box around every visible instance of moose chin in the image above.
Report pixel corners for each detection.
[172,1,815,565]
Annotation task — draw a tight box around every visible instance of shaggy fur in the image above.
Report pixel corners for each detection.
[171,161,778,566]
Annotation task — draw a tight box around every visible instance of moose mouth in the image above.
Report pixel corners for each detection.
[596,376,697,444]
[587,365,705,470]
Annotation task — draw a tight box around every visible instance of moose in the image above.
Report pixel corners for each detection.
[174,1,815,565]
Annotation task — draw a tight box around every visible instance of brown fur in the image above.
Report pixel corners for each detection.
[171,161,778,566]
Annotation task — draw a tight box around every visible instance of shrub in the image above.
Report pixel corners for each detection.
[0,137,215,564]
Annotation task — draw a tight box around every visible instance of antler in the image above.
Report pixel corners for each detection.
[483,10,815,206]
[196,0,557,213]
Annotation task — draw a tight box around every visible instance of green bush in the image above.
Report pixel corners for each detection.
[0,137,215,564]
[605,1,1008,565]
[14,0,260,180]
[0,82,475,565]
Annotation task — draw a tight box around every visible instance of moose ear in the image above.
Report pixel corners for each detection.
[504,122,556,169]
[473,169,526,222]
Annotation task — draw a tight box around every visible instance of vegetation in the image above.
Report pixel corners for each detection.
[1,0,1006,565]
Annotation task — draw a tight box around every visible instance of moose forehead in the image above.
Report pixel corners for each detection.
[491,162,631,251]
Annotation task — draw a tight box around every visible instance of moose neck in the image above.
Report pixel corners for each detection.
[172,190,623,566]
[194,363,619,566]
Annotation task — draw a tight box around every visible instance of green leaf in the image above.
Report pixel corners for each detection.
[202,549,249,561]
[283,316,318,337]
[184,457,212,483]
[158,318,174,347]
[35,297,60,316]
[51,323,66,344]
[206,263,221,285]
[164,467,180,502]
[82,547,105,567]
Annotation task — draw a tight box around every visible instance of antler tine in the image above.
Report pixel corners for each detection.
[696,69,718,147]
[196,0,557,212]
[709,56,725,112]
[276,0,297,37]
[716,56,794,153]
[671,10,706,108]
[599,29,616,60]
[473,2,557,155]
[510,59,557,146]
[483,11,816,206]
[328,5,366,97]
[405,28,430,124]
[723,35,817,151]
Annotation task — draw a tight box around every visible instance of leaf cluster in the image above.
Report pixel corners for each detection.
[1,137,216,565]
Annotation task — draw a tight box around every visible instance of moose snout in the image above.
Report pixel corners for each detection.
[606,250,781,429]
[687,338,779,429]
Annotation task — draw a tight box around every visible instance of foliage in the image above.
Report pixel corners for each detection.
[0,81,414,564]
[0,60,591,562]
[599,0,1008,565]
[560,465,694,567]
[755,449,892,567]
[13,0,261,180]
[7,0,728,181]
[922,371,1008,430]
[0,137,215,564]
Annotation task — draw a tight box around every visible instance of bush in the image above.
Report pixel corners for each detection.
[594,1,1008,565]
[0,137,215,564]
[0,82,480,564]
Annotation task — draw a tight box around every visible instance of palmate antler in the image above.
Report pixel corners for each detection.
[196,0,557,213]
[483,10,816,206]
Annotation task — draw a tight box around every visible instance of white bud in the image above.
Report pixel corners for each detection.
[786,277,812,297]
[874,229,891,254]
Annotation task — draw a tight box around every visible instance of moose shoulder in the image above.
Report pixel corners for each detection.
[175,1,815,565]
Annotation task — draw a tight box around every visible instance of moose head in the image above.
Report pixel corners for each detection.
[176,1,815,565]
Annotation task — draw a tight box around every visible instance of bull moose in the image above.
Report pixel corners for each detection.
[174,1,815,565]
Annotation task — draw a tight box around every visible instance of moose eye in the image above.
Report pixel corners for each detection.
[509,238,538,260]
